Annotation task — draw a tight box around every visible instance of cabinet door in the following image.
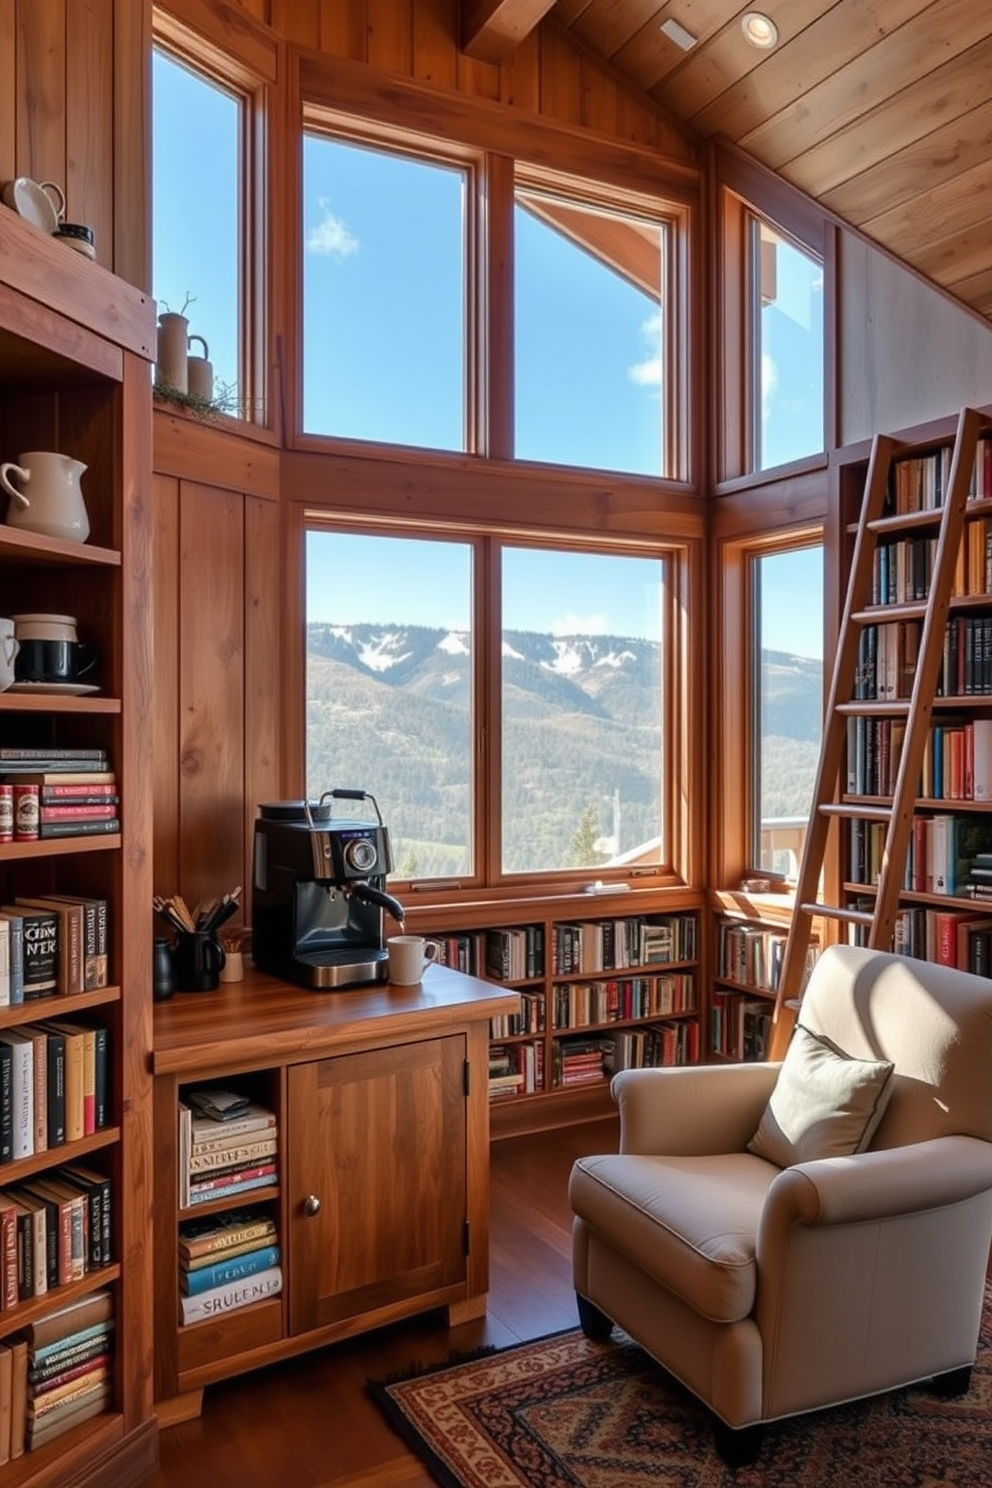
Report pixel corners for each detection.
[287,1036,467,1334]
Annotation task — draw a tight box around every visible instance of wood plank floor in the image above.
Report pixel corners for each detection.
[142,1117,619,1488]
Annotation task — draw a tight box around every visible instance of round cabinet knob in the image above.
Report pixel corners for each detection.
[303,1194,322,1217]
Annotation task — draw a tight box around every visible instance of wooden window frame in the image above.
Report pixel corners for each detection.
[152,8,273,429]
[297,508,696,903]
[713,145,836,490]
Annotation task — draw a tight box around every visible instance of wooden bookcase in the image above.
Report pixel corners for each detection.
[404,890,703,1136]
[831,418,992,967]
[0,213,156,1483]
[710,892,820,1061]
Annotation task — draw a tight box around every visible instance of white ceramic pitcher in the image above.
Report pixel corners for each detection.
[0,451,90,542]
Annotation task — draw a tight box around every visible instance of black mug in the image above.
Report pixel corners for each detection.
[14,637,98,684]
[173,931,226,993]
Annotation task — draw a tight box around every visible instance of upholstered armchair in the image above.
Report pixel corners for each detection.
[569,944,992,1463]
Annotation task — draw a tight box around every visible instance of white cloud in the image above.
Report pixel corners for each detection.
[307,201,359,258]
[628,310,663,388]
[551,613,608,636]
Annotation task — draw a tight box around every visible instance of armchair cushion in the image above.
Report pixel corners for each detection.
[747,1024,894,1167]
[570,1151,779,1323]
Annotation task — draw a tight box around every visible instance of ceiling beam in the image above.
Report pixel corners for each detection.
[461,0,557,64]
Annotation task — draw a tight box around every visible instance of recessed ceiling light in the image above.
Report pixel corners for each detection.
[660,17,698,51]
[741,11,779,48]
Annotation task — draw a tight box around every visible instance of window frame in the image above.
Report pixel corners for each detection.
[511,163,689,481]
[713,148,835,489]
[152,9,271,427]
[301,510,694,900]
[299,112,481,455]
[746,536,825,884]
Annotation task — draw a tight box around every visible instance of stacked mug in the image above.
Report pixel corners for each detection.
[10,614,99,688]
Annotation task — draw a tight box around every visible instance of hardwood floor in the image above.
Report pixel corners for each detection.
[142,1117,619,1488]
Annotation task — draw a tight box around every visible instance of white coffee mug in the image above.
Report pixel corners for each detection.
[0,618,18,692]
[387,935,441,985]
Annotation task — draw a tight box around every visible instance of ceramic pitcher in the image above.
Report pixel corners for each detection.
[0,451,90,542]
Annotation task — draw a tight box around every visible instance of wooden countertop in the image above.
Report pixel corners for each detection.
[152,962,520,1075]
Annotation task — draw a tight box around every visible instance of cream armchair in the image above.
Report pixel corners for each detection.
[569,944,992,1464]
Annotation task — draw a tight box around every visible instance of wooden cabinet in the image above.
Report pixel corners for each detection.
[0,213,156,1483]
[287,1038,467,1335]
[152,964,516,1416]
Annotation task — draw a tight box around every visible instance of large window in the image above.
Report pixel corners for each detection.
[302,132,468,451]
[306,528,675,888]
[514,186,674,477]
[750,217,824,471]
[152,46,244,413]
[501,546,665,873]
[751,543,824,878]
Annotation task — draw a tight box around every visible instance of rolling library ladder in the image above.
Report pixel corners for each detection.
[770,406,987,1058]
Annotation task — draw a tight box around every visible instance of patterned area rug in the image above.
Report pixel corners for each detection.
[370,1288,992,1487]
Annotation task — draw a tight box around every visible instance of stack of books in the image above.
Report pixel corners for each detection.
[178,1090,278,1211]
[21,1288,114,1452]
[178,1210,281,1327]
[0,749,119,840]
[553,1037,608,1088]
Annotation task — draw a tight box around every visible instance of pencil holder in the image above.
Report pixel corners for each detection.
[219,949,244,983]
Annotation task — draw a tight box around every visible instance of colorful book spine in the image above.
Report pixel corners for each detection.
[179,1265,282,1325]
[181,1244,281,1295]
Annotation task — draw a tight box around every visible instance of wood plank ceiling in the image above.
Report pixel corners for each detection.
[464,0,992,324]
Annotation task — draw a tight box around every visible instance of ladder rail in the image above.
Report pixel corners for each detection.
[770,433,897,1048]
[770,409,986,1057]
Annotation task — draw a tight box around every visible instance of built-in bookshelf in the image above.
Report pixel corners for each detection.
[711,897,820,1062]
[0,214,155,1480]
[420,900,701,1131]
[835,416,992,977]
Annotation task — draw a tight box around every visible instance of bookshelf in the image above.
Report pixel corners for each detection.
[710,893,820,1062]
[774,409,992,1046]
[409,895,702,1135]
[0,213,155,1481]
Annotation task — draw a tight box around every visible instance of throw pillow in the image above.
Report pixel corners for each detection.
[747,1024,895,1167]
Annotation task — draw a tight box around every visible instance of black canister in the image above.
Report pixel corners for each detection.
[152,937,175,1001]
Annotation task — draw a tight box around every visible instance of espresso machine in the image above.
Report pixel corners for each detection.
[251,790,405,989]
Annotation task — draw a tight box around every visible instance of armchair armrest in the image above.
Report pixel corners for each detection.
[613,1062,781,1156]
[760,1135,992,1239]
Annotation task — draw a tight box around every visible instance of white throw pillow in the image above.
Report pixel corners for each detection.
[747,1024,895,1167]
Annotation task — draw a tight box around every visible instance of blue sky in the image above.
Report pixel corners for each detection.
[153,53,824,660]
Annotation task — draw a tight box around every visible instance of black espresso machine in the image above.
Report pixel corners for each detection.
[251,791,405,989]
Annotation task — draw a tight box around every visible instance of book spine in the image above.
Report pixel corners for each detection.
[0,750,107,761]
[38,805,117,821]
[182,1244,281,1295]
[186,1172,276,1206]
[188,1161,277,1196]
[179,1220,277,1260]
[37,819,119,839]
[179,1266,282,1325]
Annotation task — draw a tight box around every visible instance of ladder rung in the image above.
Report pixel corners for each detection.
[821,802,892,821]
[836,701,911,716]
[799,901,874,927]
[851,603,928,624]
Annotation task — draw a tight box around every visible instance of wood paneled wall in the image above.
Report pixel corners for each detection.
[152,414,281,915]
[228,0,696,155]
[0,0,149,287]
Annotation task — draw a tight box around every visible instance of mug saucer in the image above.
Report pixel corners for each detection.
[8,680,99,696]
